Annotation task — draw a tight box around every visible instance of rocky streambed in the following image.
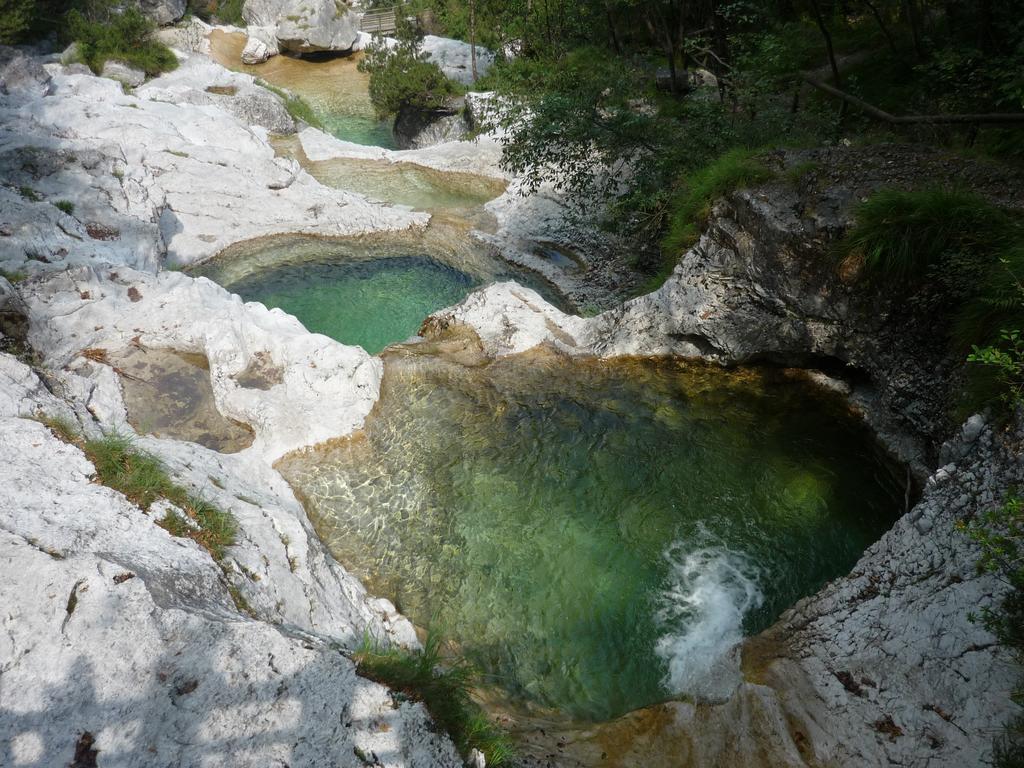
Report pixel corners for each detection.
[0,27,1019,768]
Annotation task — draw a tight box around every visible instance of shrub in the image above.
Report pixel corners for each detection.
[354,631,514,766]
[66,4,178,76]
[358,34,459,120]
[54,200,75,216]
[839,188,1018,285]
[0,0,34,45]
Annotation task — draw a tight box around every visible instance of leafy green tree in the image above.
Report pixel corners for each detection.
[358,13,458,119]
[0,0,34,44]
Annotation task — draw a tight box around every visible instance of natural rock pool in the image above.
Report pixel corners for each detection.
[194,233,567,355]
[208,30,396,147]
[109,345,254,452]
[277,348,904,723]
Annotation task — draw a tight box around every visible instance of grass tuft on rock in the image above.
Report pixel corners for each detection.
[36,412,81,444]
[74,430,237,560]
[647,148,775,293]
[84,430,173,509]
[839,188,1020,286]
[255,80,324,130]
[354,631,514,767]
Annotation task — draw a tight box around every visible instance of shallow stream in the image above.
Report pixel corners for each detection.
[209,29,396,147]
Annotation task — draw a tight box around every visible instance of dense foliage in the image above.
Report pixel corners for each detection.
[359,18,459,119]
[840,189,1024,407]
[0,0,178,76]
[66,2,178,76]
[381,0,1024,287]
[0,0,34,44]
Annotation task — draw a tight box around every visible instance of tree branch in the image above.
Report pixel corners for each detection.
[802,76,1024,125]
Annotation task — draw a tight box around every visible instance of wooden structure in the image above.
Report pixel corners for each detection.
[360,7,397,36]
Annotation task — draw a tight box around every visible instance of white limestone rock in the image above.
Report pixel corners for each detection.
[137,0,187,25]
[245,0,360,54]
[241,27,279,63]
[22,267,383,463]
[0,46,52,97]
[0,61,428,277]
[420,35,494,85]
[137,54,295,134]
[298,125,507,177]
[277,0,360,53]
[243,0,288,26]
[0,415,461,768]
[423,282,590,358]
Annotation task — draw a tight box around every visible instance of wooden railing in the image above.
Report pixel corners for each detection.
[360,7,397,35]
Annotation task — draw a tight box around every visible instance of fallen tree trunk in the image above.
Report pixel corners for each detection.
[802,76,1024,125]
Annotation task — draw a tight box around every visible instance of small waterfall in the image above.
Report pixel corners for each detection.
[655,535,764,700]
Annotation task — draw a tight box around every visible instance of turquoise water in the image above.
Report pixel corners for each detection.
[226,255,474,355]
[279,352,903,722]
[195,233,571,354]
[319,112,396,149]
[209,30,398,149]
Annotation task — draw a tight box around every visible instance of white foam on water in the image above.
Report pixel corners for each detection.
[655,535,764,699]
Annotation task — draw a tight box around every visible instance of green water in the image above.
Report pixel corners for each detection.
[208,30,398,149]
[195,233,571,354]
[278,351,903,722]
[227,255,474,355]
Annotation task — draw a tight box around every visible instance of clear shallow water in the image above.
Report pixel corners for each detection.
[277,351,903,722]
[110,346,254,453]
[229,256,473,355]
[194,233,568,354]
[208,30,397,148]
[271,140,507,216]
